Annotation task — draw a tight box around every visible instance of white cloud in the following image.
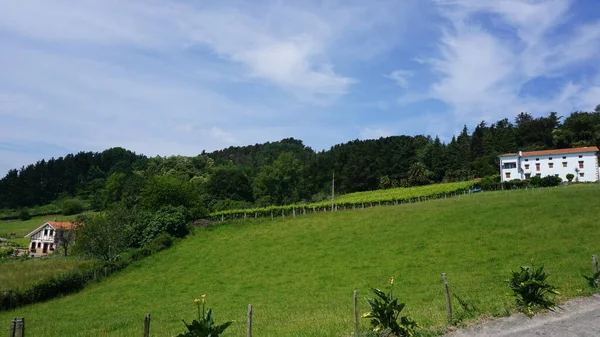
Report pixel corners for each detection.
[418,0,600,121]
[386,70,413,88]
[210,127,239,145]
[360,128,392,140]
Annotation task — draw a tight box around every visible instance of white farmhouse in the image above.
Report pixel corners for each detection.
[24,221,78,257]
[499,146,599,182]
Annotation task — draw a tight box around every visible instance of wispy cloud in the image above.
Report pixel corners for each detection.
[386,70,413,89]
[410,0,600,122]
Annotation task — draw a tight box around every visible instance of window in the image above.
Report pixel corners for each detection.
[549,157,553,160]
[37,242,41,248]
[548,163,554,168]
[536,173,541,177]
[49,230,53,236]
[562,156,566,159]
[580,172,585,177]
[579,155,583,158]
[554,174,559,177]
[44,229,48,236]
[525,173,531,179]
[579,161,584,169]
[524,164,530,169]
[536,163,540,171]
[503,162,517,169]
[563,162,567,167]
[536,158,539,161]
[505,172,511,179]
[525,158,529,162]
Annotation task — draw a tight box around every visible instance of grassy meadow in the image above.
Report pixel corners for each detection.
[1,185,599,336]
[0,258,93,292]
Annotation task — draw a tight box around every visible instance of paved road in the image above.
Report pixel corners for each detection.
[443,294,600,337]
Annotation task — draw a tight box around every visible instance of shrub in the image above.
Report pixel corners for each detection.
[19,209,32,221]
[529,175,543,187]
[61,198,86,215]
[178,295,232,337]
[508,263,559,317]
[540,175,562,187]
[363,277,419,337]
[566,173,574,183]
[147,233,174,253]
[142,205,188,246]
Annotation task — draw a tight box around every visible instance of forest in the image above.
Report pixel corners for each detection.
[1,106,599,219]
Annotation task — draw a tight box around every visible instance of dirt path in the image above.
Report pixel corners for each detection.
[442,294,600,337]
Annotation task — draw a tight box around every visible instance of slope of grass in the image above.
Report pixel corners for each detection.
[0,215,80,238]
[0,258,93,292]
[1,185,599,336]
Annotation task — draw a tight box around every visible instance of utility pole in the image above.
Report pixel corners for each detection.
[331,172,335,211]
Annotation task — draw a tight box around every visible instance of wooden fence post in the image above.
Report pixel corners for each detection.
[247,304,253,337]
[593,255,599,285]
[353,290,359,336]
[441,273,452,325]
[143,313,151,337]
[10,317,24,337]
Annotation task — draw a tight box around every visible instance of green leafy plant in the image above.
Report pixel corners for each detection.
[582,272,600,290]
[566,173,574,183]
[508,263,559,317]
[178,295,233,337]
[363,277,419,337]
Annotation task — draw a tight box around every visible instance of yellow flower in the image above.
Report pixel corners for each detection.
[389,276,395,285]
[194,298,201,304]
[201,294,206,303]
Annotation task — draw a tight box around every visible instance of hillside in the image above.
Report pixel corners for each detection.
[2,109,599,220]
[1,185,599,336]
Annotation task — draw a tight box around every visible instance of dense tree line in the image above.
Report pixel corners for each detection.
[1,106,599,215]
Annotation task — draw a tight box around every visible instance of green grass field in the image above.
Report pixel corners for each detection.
[0,215,80,238]
[1,185,599,336]
[0,258,93,292]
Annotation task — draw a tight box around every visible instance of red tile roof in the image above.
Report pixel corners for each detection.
[499,146,599,157]
[48,221,79,230]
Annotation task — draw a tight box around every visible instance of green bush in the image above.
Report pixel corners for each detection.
[61,198,86,215]
[566,173,574,183]
[508,264,559,317]
[540,175,562,187]
[0,247,14,258]
[19,209,32,221]
[363,278,419,337]
[147,233,174,253]
[142,205,188,246]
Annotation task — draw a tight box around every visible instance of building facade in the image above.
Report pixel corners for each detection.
[24,221,77,257]
[499,147,599,182]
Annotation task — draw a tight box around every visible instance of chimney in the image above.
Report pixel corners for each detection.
[518,151,522,157]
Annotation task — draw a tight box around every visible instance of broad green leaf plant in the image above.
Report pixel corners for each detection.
[363,277,419,337]
[508,262,559,317]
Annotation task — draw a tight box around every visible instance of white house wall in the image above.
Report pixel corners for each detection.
[500,152,599,182]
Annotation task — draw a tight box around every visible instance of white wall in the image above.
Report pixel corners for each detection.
[499,155,520,182]
[500,151,599,182]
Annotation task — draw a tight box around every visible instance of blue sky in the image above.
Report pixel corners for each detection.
[1,0,600,176]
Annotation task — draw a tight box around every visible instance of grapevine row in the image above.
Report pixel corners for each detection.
[209,181,474,221]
